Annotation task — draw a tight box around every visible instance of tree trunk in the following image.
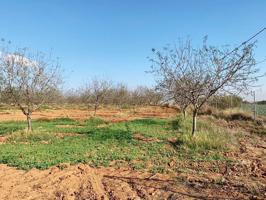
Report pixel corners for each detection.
[26,113,32,132]
[94,103,98,116]
[192,109,198,136]
[182,109,187,119]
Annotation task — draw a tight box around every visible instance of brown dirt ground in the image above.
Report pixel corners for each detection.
[0,163,260,200]
[0,106,176,122]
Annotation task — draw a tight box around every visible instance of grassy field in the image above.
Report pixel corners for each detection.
[0,116,232,171]
[242,103,266,116]
[0,111,265,199]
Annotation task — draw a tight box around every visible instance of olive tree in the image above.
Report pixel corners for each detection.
[0,46,62,131]
[149,39,260,135]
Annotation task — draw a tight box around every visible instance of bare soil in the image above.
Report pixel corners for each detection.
[0,106,176,122]
[0,165,251,200]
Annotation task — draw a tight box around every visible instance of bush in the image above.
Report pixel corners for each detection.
[228,112,254,121]
[198,105,218,116]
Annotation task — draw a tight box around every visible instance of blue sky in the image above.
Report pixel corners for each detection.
[0,0,266,100]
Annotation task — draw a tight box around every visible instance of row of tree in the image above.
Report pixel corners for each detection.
[64,81,162,115]
[0,37,262,134]
[0,41,163,131]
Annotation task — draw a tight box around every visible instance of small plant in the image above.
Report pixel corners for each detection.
[0,117,231,170]
[7,130,55,144]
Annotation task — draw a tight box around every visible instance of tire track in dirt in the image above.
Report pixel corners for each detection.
[1,162,264,200]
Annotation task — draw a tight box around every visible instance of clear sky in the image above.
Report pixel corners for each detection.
[0,0,266,100]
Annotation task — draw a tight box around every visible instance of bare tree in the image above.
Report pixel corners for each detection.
[86,82,162,108]
[108,83,130,107]
[84,79,112,116]
[64,88,84,104]
[78,81,162,109]
[174,93,190,118]
[156,82,190,118]
[140,87,162,106]
[131,86,148,106]
[149,39,261,135]
[0,46,62,131]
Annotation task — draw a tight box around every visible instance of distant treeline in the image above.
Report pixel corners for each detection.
[256,100,266,105]
[242,100,266,105]
[0,82,248,110]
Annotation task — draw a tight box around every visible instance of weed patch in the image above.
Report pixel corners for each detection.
[0,116,232,171]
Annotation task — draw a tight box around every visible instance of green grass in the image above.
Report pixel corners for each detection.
[0,116,232,171]
[241,103,266,116]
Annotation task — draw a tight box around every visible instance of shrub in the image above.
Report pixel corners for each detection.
[198,105,218,116]
[228,112,254,121]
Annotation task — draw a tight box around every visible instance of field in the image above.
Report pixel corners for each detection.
[0,106,265,199]
[241,103,266,116]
